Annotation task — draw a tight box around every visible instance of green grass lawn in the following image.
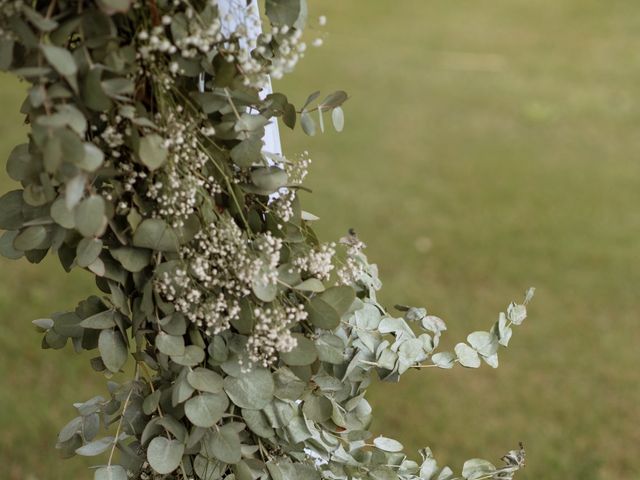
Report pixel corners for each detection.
[2,0,640,478]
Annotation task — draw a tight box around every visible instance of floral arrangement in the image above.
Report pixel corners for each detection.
[0,1,533,479]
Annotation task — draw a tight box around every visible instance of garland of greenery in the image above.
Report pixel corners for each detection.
[0,1,533,479]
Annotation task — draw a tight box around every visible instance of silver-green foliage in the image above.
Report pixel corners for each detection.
[0,1,531,479]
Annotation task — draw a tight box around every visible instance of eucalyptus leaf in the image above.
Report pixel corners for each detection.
[306,297,339,330]
[111,247,151,272]
[80,310,117,329]
[76,238,103,267]
[293,278,325,292]
[98,329,128,373]
[454,343,481,369]
[139,134,168,171]
[467,331,499,357]
[0,190,24,230]
[265,0,304,26]
[431,351,456,369]
[51,197,75,229]
[300,111,316,136]
[133,219,179,252]
[187,368,224,394]
[94,465,127,480]
[171,345,205,367]
[223,367,274,409]
[331,107,345,132]
[204,425,241,464]
[250,166,288,193]
[41,44,77,76]
[74,195,107,238]
[13,225,47,251]
[373,436,404,453]
[280,333,317,366]
[156,332,185,356]
[184,392,229,428]
[147,436,184,475]
[75,436,114,456]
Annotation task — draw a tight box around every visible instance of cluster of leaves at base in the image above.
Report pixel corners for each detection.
[0,1,532,480]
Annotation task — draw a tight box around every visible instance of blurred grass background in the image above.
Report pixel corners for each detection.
[1,0,640,478]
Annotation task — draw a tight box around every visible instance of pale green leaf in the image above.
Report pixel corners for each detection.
[98,329,128,372]
[74,195,107,238]
[455,343,481,368]
[156,332,185,356]
[184,392,229,428]
[133,219,179,252]
[280,333,317,366]
[373,436,404,452]
[223,367,274,409]
[41,44,77,77]
[139,134,168,171]
[331,106,345,132]
[147,437,184,475]
[187,368,224,394]
[204,425,241,464]
[95,465,127,480]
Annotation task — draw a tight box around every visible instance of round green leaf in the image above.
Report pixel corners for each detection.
[431,351,456,369]
[319,286,355,317]
[41,44,77,77]
[467,331,499,357]
[251,275,277,302]
[6,144,33,182]
[156,332,185,356]
[74,195,107,238]
[51,197,75,228]
[94,465,127,480]
[75,436,114,456]
[80,310,116,329]
[293,278,325,293]
[187,368,224,393]
[455,342,481,368]
[139,134,168,171]
[98,329,128,373]
[303,394,333,423]
[80,143,105,171]
[13,225,47,251]
[250,166,288,193]
[242,408,275,438]
[171,345,205,366]
[133,219,179,252]
[147,436,184,475]
[0,231,23,260]
[204,425,241,464]
[307,298,339,330]
[223,367,274,409]
[280,333,318,366]
[184,392,229,428]
[76,238,103,267]
[331,106,345,132]
[110,247,151,273]
[373,436,404,453]
[0,190,25,230]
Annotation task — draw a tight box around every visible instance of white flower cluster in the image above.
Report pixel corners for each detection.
[337,234,368,286]
[293,243,336,281]
[247,305,305,367]
[156,216,283,335]
[146,111,221,228]
[271,153,311,222]
[97,113,129,155]
[133,0,310,87]
[255,26,307,81]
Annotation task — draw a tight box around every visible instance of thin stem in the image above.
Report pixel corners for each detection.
[107,367,139,466]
